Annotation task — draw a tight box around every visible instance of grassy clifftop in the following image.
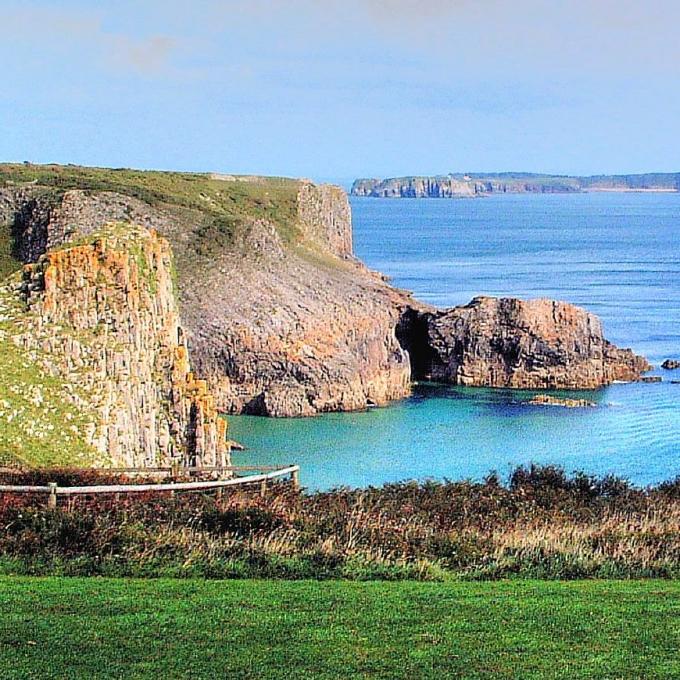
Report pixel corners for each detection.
[0,163,302,266]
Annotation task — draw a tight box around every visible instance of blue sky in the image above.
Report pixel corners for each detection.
[2,0,679,181]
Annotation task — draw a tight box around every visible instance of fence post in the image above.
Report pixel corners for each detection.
[47,482,58,509]
[291,468,300,490]
[259,479,267,497]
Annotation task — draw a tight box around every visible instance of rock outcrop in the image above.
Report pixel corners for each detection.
[0,168,414,417]
[405,297,650,390]
[297,181,353,258]
[661,359,680,370]
[1,223,229,467]
[352,173,680,198]
[529,395,596,408]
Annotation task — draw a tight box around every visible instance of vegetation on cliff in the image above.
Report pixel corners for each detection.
[0,164,301,258]
[0,279,97,468]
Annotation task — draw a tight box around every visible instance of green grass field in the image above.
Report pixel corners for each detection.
[0,578,677,679]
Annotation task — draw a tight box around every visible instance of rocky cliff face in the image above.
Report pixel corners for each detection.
[297,181,353,258]
[0,166,652,427]
[180,205,414,417]
[0,223,229,467]
[408,297,650,389]
[0,169,414,417]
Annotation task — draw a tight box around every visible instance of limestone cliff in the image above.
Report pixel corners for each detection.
[0,222,228,467]
[0,166,413,417]
[0,165,652,424]
[297,181,353,258]
[406,297,650,389]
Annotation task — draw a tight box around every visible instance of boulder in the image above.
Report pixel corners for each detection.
[529,395,596,408]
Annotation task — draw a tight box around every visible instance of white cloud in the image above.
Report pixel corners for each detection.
[0,5,178,76]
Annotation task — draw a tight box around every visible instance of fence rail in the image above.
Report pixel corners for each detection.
[102,465,288,475]
[0,465,300,507]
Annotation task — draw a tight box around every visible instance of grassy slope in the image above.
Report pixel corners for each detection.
[0,163,301,265]
[0,577,677,679]
[0,276,97,468]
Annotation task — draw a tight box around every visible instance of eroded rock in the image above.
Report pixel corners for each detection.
[410,296,650,390]
[10,224,229,467]
[529,395,596,408]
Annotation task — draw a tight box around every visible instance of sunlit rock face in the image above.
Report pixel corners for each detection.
[11,224,229,467]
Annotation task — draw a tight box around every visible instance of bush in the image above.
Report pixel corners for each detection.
[0,465,677,581]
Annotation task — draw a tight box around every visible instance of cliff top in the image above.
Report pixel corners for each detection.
[0,163,305,274]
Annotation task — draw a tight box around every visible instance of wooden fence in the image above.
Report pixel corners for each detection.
[0,465,300,508]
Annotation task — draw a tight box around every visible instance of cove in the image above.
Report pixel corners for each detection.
[230,192,680,490]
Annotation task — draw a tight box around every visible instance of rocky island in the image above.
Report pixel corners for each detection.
[352,172,680,198]
[0,164,651,468]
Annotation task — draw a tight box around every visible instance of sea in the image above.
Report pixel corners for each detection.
[229,193,680,490]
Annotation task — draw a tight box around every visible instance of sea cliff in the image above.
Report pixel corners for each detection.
[0,222,229,468]
[0,166,414,419]
[0,164,651,435]
[352,172,680,198]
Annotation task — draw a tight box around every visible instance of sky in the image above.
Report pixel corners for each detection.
[2,0,680,181]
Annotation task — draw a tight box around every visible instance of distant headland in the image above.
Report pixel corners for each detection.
[351,172,680,198]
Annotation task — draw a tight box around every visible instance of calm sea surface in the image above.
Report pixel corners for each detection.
[230,193,680,489]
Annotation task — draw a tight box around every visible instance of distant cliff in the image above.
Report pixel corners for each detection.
[352,172,680,198]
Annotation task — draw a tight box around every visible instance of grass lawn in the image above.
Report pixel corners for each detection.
[0,578,677,679]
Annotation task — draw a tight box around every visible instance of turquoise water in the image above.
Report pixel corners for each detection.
[230,193,680,489]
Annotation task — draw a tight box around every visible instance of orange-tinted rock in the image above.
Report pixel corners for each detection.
[17,225,229,467]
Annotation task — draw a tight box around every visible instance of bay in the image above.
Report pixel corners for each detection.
[230,193,680,489]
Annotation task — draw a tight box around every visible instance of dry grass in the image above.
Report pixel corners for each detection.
[0,465,678,580]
